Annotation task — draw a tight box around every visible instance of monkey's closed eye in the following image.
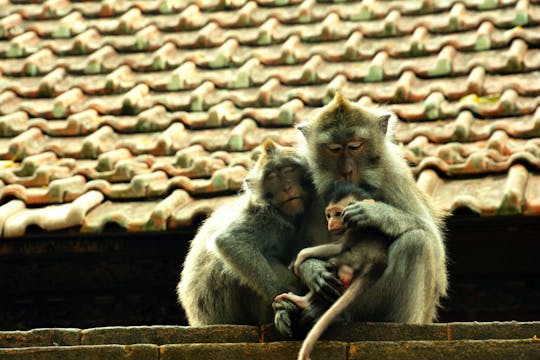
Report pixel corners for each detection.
[326,144,342,153]
[347,141,363,151]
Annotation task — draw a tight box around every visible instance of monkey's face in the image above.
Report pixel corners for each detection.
[323,140,364,184]
[264,165,309,217]
[325,195,358,235]
[297,92,390,193]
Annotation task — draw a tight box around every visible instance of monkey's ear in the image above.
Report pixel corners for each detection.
[332,90,346,106]
[262,137,279,154]
[378,114,391,134]
[296,122,310,137]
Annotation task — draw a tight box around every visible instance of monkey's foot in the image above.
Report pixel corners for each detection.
[273,298,300,339]
[274,292,310,310]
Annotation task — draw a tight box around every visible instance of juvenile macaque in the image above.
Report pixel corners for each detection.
[178,139,314,326]
[275,92,447,336]
[275,183,389,360]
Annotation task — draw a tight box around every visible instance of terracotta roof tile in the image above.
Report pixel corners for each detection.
[1,0,540,235]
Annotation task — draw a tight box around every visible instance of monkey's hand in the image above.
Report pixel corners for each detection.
[343,201,421,237]
[342,201,378,228]
[298,258,342,303]
[273,298,299,339]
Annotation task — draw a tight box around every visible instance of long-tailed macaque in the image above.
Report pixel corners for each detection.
[276,183,389,360]
[177,139,314,326]
[275,92,447,335]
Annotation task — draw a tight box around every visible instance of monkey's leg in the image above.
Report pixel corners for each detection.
[349,229,442,323]
[275,292,311,310]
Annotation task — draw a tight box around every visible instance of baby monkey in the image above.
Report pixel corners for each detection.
[275,183,389,360]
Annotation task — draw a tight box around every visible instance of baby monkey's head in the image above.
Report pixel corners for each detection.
[324,182,374,235]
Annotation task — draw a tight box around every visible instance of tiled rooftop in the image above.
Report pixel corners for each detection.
[1,0,539,237]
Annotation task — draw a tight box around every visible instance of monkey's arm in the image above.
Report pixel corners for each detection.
[343,201,423,238]
[214,231,291,303]
[293,242,346,277]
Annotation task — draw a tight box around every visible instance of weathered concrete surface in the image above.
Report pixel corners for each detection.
[160,341,348,360]
[1,322,539,359]
[450,321,540,340]
[0,328,81,348]
[0,345,158,360]
[81,325,259,345]
[349,339,540,360]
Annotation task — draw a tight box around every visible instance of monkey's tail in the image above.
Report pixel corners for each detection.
[297,279,363,360]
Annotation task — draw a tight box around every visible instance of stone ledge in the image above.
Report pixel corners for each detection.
[81,325,260,345]
[1,322,539,348]
[1,340,539,360]
[349,339,540,360]
[160,341,347,360]
[0,344,158,360]
[0,328,81,348]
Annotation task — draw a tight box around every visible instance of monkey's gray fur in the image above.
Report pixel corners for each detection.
[178,140,314,326]
[289,92,447,330]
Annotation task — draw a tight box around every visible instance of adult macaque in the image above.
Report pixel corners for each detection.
[275,183,389,360]
[178,139,314,326]
[275,92,447,335]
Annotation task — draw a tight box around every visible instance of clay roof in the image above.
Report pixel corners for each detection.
[1,0,539,237]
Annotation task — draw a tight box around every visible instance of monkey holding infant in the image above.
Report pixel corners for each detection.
[178,92,447,345]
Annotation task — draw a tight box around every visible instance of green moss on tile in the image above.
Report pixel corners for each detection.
[449,18,459,32]
[365,66,383,82]
[409,44,425,57]
[85,62,102,74]
[53,103,67,118]
[284,54,296,65]
[121,101,138,115]
[190,97,203,111]
[478,0,497,10]
[152,58,166,71]
[228,136,244,151]
[298,14,311,23]
[167,75,183,91]
[505,58,523,73]
[474,36,490,51]
[133,37,148,51]
[383,23,397,36]
[395,88,408,102]
[6,44,24,57]
[159,0,174,14]
[73,42,87,55]
[428,60,451,77]
[350,9,372,21]
[277,109,294,126]
[25,63,38,76]
[257,33,271,45]
[52,25,70,38]
[451,125,469,142]
[230,72,249,88]
[38,84,54,98]
[105,80,117,94]
[501,100,516,115]
[209,54,229,69]
[211,173,226,190]
[513,13,528,27]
